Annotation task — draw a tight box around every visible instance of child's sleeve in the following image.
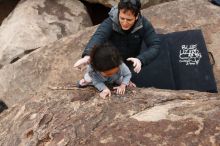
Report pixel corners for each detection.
[120,63,132,85]
[89,68,107,91]
[92,79,108,91]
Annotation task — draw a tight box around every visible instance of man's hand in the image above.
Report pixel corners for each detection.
[127,58,142,73]
[113,84,126,95]
[73,56,90,70]
[99,88,111,99]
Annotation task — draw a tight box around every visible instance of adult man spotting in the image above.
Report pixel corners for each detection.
[74,0,160,86]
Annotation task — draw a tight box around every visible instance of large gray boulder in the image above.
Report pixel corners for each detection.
[0,88,220,145]
[0,0,220,107]
[0,0,92,68]
[0,27,96,107]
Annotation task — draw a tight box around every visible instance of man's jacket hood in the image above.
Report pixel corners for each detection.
[108,6,143,34]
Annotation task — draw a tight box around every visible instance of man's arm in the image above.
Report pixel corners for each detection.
[137,17,161,65]
[82,17,113,57]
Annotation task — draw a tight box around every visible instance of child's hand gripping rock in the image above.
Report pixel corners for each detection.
[99,88,111,99]
[113,83,126,95]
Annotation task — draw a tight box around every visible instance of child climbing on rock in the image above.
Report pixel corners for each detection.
[75,42,132,98]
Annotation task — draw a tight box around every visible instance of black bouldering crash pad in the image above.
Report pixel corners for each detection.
[211,0,220,6]
[131,34,176,90]
[132,29,217,93]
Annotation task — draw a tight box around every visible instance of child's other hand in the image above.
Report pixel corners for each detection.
[113,84,126,95]
[99,88,111,99]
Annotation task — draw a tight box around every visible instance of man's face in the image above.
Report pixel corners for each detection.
[119,9,137,30]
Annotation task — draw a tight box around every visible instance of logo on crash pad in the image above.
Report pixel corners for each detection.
[179,44,202,65]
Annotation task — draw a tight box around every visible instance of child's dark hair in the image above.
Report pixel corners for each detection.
[118,0,141,17]
[90,42,122,72]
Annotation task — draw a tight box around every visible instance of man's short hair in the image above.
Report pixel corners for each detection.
[118,0,141,16]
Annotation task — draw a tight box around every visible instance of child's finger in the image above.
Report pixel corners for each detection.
[120,89,123,95]
[74,67,81,71]
[121,89,124,95]
[119,89,122,95]
[108,91,111,97]
[113,87,119,90]
[99,93,104,98]
[120,90,123,95]
[122,89,125,94]
[116,89,119,94]
[116,88,119,94]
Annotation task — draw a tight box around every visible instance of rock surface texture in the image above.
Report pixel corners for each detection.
[0,0,92,68]
[0,27,96,106]
[0,0,219,107]
[0,88,220,145]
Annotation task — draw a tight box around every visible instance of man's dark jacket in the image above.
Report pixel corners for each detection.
[82,6,160,65]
